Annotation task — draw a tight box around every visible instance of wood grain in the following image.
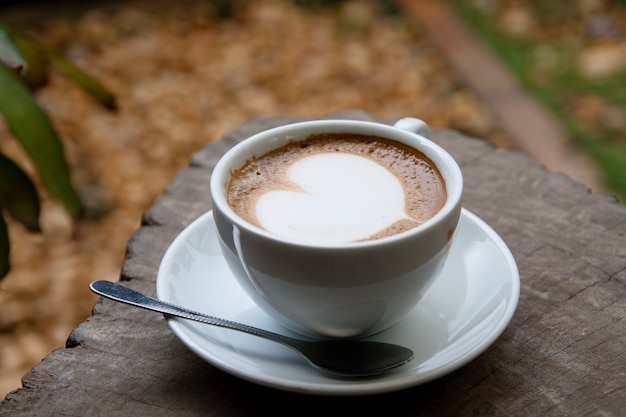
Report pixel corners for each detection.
[1,112,624,416]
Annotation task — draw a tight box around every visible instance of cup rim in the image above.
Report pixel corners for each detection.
[210,119,463,249]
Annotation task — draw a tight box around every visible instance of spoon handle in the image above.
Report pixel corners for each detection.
[89,280,297,346]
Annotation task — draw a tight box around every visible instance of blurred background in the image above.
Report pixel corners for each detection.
[0,0,624,398]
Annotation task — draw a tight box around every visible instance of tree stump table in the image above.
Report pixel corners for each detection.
[1,111,624,416]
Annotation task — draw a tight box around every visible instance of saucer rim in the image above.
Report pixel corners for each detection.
[156,208,520,396]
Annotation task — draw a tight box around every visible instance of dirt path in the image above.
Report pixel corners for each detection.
[401,0,605,192]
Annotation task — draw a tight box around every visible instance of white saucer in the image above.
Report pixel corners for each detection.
[156,209,519,396]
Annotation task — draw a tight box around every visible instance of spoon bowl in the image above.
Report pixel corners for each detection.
[89,280,414,377]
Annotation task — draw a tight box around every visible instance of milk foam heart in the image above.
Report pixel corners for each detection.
[255,153,411,243]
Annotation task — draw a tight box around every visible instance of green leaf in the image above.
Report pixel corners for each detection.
[0,152,41,232]
[0,212,9,279]
[0,63,82,216]
[10,29,116,110]
[0,21,27,75]
[45,45,117,110]
[11,29,48,90]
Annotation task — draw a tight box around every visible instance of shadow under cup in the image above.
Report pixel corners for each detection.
[210,120,463,338]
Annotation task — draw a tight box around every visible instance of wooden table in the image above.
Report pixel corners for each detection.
[1,111,624,416]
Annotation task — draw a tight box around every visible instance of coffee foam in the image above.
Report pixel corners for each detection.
[227,133,446,244]
[256,153,410,243]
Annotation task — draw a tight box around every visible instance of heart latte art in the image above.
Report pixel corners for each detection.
[257,153,408,243]
[227,133,446,243]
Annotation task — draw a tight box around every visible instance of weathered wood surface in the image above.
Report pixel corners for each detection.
[1,111,624,416]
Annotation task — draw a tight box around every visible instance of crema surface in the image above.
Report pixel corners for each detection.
[227,133,446,243]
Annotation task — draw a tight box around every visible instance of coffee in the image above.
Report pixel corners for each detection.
[227,133,446,243]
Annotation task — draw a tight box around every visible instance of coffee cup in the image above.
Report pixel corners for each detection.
[210,118,463,338]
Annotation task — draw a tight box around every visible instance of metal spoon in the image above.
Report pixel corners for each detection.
[89,280,414,377]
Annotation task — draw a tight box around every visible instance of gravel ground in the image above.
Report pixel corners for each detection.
[0,0,502,397]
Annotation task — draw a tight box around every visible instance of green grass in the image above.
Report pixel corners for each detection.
[452,0,626,201]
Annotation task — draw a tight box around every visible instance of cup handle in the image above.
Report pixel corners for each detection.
[393,117,430,138]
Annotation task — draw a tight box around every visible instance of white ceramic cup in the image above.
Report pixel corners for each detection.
[210,118,463,338]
